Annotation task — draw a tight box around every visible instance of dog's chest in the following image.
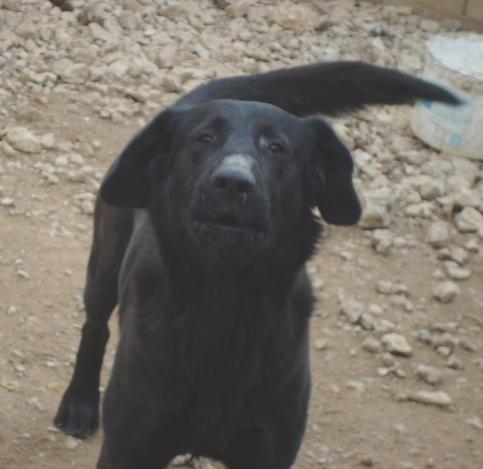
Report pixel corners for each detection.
[136,284,284,391]
[173,299,271,390]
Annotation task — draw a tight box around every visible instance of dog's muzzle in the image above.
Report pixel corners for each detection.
[190,155,270,262]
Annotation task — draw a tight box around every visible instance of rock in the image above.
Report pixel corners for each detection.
[374,319,396,334]
[380,352,395,367]
[1,198,15,207]
[432,281,460,303]
[455,207,483,236]
[404,202,433,219]
[392,282,410,296]
[360,203,391,229]
[448,246,469,265]
[314,338,328,351]
[5,127,41,154]
[415,364,443,385]
[225,0,251,18]
[442,19,462,31]
[466,416,483,430]
[52,59,90,84]
[212,0,231,9]
[339,296,364,324]
[420,19,440,33]
[360,313,375,330]
[381,333,412,356]
[453,187,481,209]
[407,175,444,201]
[371,229,393,254]
[390,294,413,313]
[347,380,365,392]
[50,0,73,11]
[452,158,479,186]
[27,396,46,413]
[400,390,453,408]
[267,3,316,32]
[369,304,384,315]
[65,436,82,449]
[358,455,374,467]
[375,280,393,295]
[163,76,182,93]
[40,133,56,150]
[16,21,37,41]
[437,346,452,357]
[426,221,451,247]
[464,238,480,254]
[2,0,22,11]
[432,332,458,349]
[80,200,95,216]
[362,336,382,353]
[446,356,463,370]
[443,261,471,281]
[0,141,16,157]
[459,336,477,352]
[418,329,433,345]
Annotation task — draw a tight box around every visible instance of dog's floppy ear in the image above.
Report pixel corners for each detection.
[305,117,361,226]
[100,108,180,208]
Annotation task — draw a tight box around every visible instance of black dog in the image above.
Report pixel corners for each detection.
[54,62,459,468]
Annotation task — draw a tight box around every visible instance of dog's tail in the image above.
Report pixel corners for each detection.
[178,61,462,115]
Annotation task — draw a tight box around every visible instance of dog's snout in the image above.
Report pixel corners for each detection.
[211,167,255,195]
[210,155,255,198]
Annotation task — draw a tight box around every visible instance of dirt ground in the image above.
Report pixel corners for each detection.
[1,1,483,468]
[0,90,482,469]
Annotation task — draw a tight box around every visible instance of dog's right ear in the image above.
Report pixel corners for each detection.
[100,108,180,208]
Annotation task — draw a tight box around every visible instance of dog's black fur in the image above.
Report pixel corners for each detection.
[54,62,459,469]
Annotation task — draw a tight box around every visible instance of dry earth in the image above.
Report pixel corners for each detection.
[1,1,483,468]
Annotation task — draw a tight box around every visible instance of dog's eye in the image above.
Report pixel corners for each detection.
[268,142,285,153]
[198,134,215,144]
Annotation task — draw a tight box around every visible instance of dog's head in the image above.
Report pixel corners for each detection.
[101,100,360,265]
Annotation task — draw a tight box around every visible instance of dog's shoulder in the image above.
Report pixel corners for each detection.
[119,210,165,298]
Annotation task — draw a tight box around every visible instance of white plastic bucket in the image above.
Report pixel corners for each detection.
[411,34,483,160]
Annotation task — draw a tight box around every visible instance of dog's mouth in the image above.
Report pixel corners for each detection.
[190,209,270,257]
[193,212,267,242]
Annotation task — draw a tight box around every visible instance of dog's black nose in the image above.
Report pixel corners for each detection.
[211,155,255,197]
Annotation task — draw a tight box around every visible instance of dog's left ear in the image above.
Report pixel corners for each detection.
[305,117,361,226]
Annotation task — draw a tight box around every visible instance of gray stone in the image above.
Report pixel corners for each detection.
[375,280,393,295]
[362,336,382,353]
[374,319,396,334]
[339,296,364,323]
[5,127,41,154]
[443,261,471,281]
[455,208,483,236]
[267,3,316,32]
[52,59,90,84]
[426,221,451,247]
[381,333,412,356]
[402,390,452,407]
[433,281,460,303]
[360,202,391,229]
[415,364,443,385]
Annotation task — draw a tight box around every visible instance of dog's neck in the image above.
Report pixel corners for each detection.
[147,207,322,307]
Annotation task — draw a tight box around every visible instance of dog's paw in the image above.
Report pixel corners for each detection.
[54,391,99,438]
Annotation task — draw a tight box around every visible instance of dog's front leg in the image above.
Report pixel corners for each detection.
[96,442,174,469]
[54,202,133,438]
[97,372,180,469]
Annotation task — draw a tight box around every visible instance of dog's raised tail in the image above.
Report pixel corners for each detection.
[178,61,462,116]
